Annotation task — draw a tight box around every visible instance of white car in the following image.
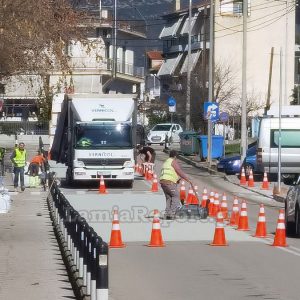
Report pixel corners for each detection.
[147,123,183,145]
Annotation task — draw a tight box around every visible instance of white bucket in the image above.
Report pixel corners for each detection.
[0,189,11,213]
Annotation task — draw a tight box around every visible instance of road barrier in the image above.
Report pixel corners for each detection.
[47,173,109,300]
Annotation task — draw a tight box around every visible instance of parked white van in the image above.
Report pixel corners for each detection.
[257,106,300,184]
[147,123,183,145]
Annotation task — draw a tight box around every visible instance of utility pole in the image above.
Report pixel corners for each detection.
[284,0,288,105]
[186,0,192,130]
[113,0,117,77]
[278,47,283,194]
[265,47,274,114]
[202,6,207,104]
[241,0,248,162]
[208,0,214,166]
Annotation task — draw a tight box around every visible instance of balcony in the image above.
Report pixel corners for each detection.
[67,57,144,79]
[163,33,210,54]
[82,16,146,38]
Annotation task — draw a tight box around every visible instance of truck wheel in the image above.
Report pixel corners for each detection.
[124,180,133,189]
[295,207,300,237]
[66,168,74,187]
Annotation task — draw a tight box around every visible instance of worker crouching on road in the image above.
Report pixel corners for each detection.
[160,150,194,220]
[137,145,156,175]
[28,151,45,176]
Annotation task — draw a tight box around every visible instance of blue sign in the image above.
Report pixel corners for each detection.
[204,102,219,122]
[168,96,176,107]
[219,112,229,123]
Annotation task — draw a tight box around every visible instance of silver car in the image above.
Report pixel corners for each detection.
[285,176,300,236]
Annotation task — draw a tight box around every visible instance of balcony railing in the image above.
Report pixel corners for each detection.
[82,16,146,37]
[163,33,210,53]
[68,57,144,78]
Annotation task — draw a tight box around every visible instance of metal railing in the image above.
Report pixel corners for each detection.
[68,57,144,78]
[0,121,49,135]
[48,174,109,300]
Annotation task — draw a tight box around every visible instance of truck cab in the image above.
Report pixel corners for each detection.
[51,94,136,187]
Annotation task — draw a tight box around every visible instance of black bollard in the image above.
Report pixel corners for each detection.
[95,238,109,300]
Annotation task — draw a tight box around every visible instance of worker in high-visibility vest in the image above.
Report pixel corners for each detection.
[160,150,194,220]
[10,142,27,192]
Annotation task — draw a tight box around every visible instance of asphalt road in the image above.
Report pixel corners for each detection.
[58,146,300,300]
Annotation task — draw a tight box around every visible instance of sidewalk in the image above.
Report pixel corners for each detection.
[0,176,75,300]
[164,148,287,203]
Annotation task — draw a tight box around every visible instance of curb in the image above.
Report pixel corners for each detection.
[163,149,285,204]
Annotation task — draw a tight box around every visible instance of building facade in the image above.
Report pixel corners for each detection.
[1,5,146,131]
[157,0,295,129]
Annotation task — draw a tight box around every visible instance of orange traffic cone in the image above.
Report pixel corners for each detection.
[109,210,125,248]
[208,191,215,217]
[210,212,228,246]
[220,193,229,220]
[151,174,159,192]
[248,169,255,187]
[237,200,250,231]
[272,209,287,247]
[148,169,153,181]
[261,172,270,190]
[212,192,220,217]
[254,204,267,238]
[229,196,240,226]
[186,187,194,205]
[147,209,165,247]
[179,181,186,204]
[240,167,247,185]
[98,175,107,194]
[138,164,142,175]
[190,185,199,205]
[201,188,208,208]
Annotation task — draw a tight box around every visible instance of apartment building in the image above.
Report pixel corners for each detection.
[1,5,146,128]
[158,0,295,126]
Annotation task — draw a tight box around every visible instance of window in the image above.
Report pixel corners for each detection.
[270,129,300,148]
[220,0,251,16]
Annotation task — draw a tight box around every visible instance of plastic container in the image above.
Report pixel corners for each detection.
[179,131,200,155]
[198,135,224,159]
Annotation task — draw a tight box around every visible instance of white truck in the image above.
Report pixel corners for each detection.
[257,105,300,184]
[50,93,137,187]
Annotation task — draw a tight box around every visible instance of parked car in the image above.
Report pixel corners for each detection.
[285,176,300,236]
[217,145,257,175]
[146,123,183,145]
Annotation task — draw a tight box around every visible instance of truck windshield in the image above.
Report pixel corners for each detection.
[75,123,132,149]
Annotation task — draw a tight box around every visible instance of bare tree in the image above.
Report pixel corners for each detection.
[0,0,87,78]
[214,61,238,106]
[225,90,265,116]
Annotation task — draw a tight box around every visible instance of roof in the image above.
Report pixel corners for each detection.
[161,2,210,19]
[146,51,163,60]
